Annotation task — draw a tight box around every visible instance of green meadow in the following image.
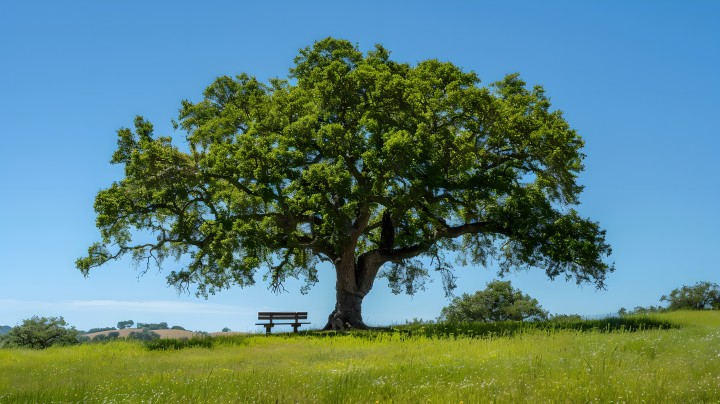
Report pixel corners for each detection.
[1,311,719,403]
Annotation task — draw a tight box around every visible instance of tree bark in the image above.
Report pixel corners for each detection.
[322,250,376,330]
[323,287,366,331]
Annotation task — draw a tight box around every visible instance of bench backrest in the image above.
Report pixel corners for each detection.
[258,312,308,321]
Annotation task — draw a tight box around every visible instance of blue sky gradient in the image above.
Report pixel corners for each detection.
[1,1,718,332]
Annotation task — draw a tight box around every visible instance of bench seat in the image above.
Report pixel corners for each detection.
[256,311,310,334]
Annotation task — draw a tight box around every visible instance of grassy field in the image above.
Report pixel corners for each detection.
[1,311,718,403]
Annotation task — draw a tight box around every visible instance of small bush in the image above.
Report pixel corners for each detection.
[87,327,117,334]
[88,331,121,343]
[128,329,160,341]
[136,322,168,330]
[549,314,583,322]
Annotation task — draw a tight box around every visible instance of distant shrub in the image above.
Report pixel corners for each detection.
[222,327,231,332]
[88,331,121,343]
[170,325,186,330]
[3,316,80,349]
[404,318,434,325]
[550,314,583,322]
[136,322,168,330]
[87,327,117,334]
[128,329,160,341]
[0,325,11,336]
[619,306,666,316]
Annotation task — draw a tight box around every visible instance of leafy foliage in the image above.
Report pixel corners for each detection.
[618,305,666,316]
[89,331,121,342]
[439,280,548,322]
[136,322,168,330]
[661,281,720,310]
[549,314,583,322]
[3,316,80,349]
[117,320,134,329]
[128,329,161,341]
[87,327,117,333]
[78,38,613,324]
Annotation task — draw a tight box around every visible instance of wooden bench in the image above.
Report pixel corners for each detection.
[256,312,310,334]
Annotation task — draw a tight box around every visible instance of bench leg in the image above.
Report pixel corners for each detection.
[293,325,299,333]
[264,324,273,335]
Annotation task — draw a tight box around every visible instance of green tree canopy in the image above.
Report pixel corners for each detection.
[117,320,134,330]
[78,37,613,329]
[439,280,548,322]
[4,316,80,349]
[137,322,169,330]
[661,281,720,310]
[87,327,117,333]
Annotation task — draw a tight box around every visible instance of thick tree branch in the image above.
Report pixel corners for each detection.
[381,221,507,264]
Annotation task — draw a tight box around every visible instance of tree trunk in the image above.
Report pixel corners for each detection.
[323,287,366,331]
[322,250,376,330]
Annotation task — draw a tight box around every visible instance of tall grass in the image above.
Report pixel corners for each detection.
[387,314,677,339]
[0,311,718,402]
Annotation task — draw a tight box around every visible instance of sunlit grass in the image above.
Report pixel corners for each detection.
[1,311,718,402]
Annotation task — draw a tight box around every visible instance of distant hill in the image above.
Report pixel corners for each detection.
[83,328,246,339]
[84,328,197,339]
[0,325,11,335]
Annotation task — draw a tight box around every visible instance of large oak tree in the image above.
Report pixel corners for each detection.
[78,38,613,330]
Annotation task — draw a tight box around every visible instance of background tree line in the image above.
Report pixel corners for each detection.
[1,281,717,349]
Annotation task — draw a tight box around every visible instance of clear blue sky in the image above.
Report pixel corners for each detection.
[1,1,718,332]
